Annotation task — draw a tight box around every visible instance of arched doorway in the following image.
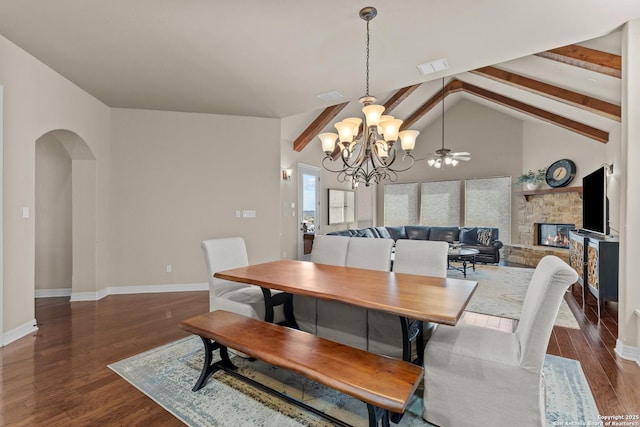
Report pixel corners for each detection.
[35,130,96,299]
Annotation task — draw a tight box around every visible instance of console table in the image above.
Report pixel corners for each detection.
[569,230,619,318]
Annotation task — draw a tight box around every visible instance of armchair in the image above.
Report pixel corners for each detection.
[423,255,578,427]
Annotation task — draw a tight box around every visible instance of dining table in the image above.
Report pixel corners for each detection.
[214,259,478,326]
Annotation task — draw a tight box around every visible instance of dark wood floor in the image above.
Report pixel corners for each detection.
[1,285,639,425]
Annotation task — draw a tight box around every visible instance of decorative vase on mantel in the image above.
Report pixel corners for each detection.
[526,182,541,191]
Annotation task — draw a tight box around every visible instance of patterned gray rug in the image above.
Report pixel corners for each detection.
[448,264,580,329]
[110,336,600,427]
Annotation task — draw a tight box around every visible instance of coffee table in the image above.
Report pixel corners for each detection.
[448,247,480,277]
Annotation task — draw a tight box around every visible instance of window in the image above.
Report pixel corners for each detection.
[382,177,511,242]
[383,183,418,226]
[420,180,460,226]
[464,176,511,244]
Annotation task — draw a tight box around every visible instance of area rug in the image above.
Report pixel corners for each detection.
[109,336,600,427]
[449,264,580,329]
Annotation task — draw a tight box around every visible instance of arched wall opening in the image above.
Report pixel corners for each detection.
[35,130,96,299]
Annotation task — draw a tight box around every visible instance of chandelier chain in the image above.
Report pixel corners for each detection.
[442,77,445,150]
[365,18,370,97]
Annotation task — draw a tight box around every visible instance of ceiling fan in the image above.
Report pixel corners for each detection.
[426,78,471,168]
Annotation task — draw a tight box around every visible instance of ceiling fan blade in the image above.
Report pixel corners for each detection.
[450,151,471,156]
[452,156,471,161]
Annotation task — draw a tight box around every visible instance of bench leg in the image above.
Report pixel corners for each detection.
[192,337,237,392]
[367,404,390,427]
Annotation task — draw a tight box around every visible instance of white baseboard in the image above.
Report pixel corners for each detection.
[70,282,208,302]
[615,339,640,367]
[2,319,38,347]
[3,283,207,346]
[35,288,72,298]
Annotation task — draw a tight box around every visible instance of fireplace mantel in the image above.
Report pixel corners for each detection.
[515,186,583,202]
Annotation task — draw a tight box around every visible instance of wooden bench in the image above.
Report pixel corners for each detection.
[179,310,424,427]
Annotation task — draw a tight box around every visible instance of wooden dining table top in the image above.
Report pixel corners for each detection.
[214,259,478,326]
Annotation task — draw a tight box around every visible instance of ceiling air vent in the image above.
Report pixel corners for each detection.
[417,58,449,76]
[316,91,344,102]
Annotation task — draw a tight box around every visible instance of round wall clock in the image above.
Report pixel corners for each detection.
[545,159,576,188]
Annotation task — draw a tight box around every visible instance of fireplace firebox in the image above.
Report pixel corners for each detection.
[536,223,573,249]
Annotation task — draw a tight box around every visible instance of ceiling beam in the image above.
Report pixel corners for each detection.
[534,45,621,78]
[293,102,349,152]
[460,80,609,143]
[401,78,609,143]
[470,66,620,121]
[382,84,422,111]
[400,80,464,130]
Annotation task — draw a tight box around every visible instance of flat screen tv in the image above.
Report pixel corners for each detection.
[582,166,609,235]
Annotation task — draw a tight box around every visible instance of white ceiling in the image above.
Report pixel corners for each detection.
[1,0,639,121]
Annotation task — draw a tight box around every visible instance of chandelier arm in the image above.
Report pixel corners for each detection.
[322,156,355,174]
[352,140,368,166]
[389,156,416,173]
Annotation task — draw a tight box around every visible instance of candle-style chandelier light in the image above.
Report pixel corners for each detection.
[318,6,420,188]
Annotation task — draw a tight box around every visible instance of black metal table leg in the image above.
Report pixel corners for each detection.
[261,288,299,329]
[394,316,421,424]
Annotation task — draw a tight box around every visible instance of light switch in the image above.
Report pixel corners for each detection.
[22,207,30,219]
[242,210,257,218]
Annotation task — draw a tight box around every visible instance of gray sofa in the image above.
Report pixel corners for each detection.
[327,225,503,264]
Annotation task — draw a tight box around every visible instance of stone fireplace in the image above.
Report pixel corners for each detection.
[503,189,583,266]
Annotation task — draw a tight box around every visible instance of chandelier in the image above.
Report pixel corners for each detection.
[318,6,420,188]
[426,78,471,168]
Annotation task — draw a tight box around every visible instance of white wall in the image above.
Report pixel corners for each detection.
[109,109,282,286]
[0,34,111,340]
[35,136,72,291]
[1,31,285,340]
[617,19,640,360]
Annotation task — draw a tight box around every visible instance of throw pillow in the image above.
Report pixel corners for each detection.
[477,228,493,246]
[460,228,478,245]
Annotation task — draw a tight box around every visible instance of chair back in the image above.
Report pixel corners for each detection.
[201,237,250,302]
[393,239,448,277]
[346,237,394,271]
[515,255,578,371]
[310,234,350,266]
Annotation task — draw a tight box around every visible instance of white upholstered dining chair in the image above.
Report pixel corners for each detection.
[368,239,449,359]
[422,255,578,427]
[293,235,350,335]
[316,237,394,350]
[393,239,449,276]
[202,237,285,323]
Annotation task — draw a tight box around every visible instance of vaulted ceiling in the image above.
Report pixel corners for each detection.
[1,0,638,138]
[293,45,619,154]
